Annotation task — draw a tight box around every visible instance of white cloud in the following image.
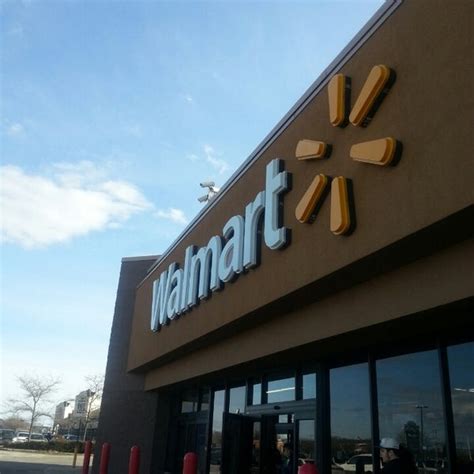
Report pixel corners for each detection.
[155,208,188,225]
[182,94,194,103]
[204,144,229,175]
[204,144,214,155]
[187,153,199,162]
[0,163,152,249]
[52,160,108,187]
[6,123,25,137]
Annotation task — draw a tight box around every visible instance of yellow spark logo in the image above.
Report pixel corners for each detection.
[295,64,401,235]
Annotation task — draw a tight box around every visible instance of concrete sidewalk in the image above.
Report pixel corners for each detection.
[0,449,92,474]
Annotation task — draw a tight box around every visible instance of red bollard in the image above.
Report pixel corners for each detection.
[128,445,140,474]
[298,463,320,474]
[99,443,111,474]
[81,440,93,474]
[182,452,198,474]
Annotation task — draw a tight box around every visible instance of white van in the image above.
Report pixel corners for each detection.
[12,431,29,443]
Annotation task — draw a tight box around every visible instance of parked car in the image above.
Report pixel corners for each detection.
[332,461,344,473]
[29,433,46,442]
[0,429,15,445]
[337,454,375,473]
[12,431,29,443]
[63,434,79,441]
[417,461,436,473]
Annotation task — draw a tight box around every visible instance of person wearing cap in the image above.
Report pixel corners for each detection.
[379,438,417,474]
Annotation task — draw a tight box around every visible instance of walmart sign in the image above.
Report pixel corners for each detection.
[151,159,290,331]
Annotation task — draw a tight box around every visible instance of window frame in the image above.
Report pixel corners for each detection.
[173,335,473,474]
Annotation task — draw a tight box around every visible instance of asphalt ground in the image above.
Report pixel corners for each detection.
[0,450,92,474]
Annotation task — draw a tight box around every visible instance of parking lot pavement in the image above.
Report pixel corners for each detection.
[0,450,92,474]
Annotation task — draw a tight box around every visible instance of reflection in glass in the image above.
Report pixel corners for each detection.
[276,428,293,468]
[252,422,261,473]
[279,414,291,423]
[210,390,225,473]
[229,385,246,414]
[448,341,474,473]
[181,388,198,413]
[377,350,446,469]
[200,387,210,412]
[298,419,315,464]
[330,363,372,469]
[303,373,316,399]
[196,423,207,474]
[267,375,296,403]
[252,382,262,405]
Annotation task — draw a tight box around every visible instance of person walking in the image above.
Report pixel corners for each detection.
[379,438,418,474]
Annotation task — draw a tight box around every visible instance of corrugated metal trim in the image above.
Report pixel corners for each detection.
[122,255,159,263]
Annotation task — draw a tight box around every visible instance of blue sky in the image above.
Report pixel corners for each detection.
[1,0,383,417]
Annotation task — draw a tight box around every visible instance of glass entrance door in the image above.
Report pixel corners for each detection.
[274,419,295,474]
[221,412,259,474]
[221,411,314,474]
[176,420,208,474]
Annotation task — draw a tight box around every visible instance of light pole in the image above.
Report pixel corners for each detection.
[416,404,428,460]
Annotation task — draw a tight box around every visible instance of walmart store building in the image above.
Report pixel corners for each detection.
[93,1,474,473]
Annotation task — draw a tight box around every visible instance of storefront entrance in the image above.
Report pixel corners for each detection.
[221,403,315,474]
[166,336,473,474]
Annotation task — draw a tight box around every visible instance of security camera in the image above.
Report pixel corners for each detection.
[200,181,215,188]
[198,194,209,203]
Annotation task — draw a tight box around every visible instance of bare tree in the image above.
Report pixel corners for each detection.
[6,374,60,439]
[0,415,29,431]
[81,374,104,441]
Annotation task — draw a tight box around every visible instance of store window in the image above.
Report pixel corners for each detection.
[210,390,225,473]
[267,374,296,404]
[330,363,372,467]
[377,350,447,469]
[278,414,292,423]
[199,387,210,412]
[181,387,199,413]
[447,341,474,473]
[252,381,262,405]
[302,372,316,400]
[229,385,246,414]
[298,419,315,464]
